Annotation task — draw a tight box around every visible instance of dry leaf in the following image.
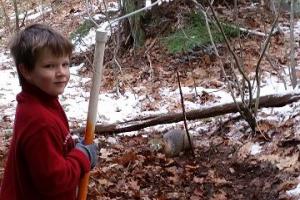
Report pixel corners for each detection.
[259,152,299,171]
[115,151,138,167]
[193,176,204,184]
[129,179,140,191]
[211,190,228,200]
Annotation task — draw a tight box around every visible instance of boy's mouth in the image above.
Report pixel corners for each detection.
[54,81,67,85]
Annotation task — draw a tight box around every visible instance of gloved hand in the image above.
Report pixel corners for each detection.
[75,140,99,169]
[73,135,83,144]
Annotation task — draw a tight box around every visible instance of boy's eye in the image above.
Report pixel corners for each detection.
[45,64,55,68]
[62,62,70,67]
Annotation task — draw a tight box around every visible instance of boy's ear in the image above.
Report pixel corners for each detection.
[18,64,32,81]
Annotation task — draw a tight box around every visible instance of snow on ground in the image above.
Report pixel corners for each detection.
[1,14,300,134]
[1,2,300,197]
[1,52,297,130]
[9,5,52,21]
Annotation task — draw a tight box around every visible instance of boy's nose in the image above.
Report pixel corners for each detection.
[56,65,68,75]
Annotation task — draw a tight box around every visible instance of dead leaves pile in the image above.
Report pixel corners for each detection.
[84,128,298,200]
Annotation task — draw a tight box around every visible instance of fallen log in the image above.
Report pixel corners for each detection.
[73,92,300,135]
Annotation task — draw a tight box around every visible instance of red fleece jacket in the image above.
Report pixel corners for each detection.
[0,82,90,200]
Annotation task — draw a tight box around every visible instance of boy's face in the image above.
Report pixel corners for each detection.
[24,48,70,96]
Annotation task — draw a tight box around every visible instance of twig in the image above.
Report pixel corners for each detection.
[228,58,245,103]
[290,0,297,88]
[208,2,253,106]
[176,71,195,157]
[194,0,245,119]
[223,23,278,37]
[265,53,287,90]
[255,121,271,141]
[85,0,99,27]
[254,14,279,114]
[206,0,260,131]
[145,38,157,54]
[20,11,27,28]
[146,53,154,80]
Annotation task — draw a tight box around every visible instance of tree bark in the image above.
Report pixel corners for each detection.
[12,0,19,32]
[0,0,11,32]
[73,92,300,135]
[290,0,298,88]
[122,0,145,48]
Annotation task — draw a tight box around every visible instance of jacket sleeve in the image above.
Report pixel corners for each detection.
[22,124,90,196]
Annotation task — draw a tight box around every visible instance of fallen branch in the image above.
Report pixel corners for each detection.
[73,92,300,135]
[224,23,279,38]
[278,138,300,147]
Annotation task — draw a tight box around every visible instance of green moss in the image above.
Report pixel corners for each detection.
[161,13,239,53]
[70,20,95,42]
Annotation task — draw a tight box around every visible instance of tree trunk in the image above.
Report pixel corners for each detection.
[122,0,145,49]
[0,0,11,32]
[73,92,300,135]
[12,0,19,32]
[290,0,298,88]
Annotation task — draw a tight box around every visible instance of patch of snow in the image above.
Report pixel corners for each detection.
[73,28,96,53]
[96,21,117,35]
[10,5,52,21]
[250,143,262,155]
[0,51,12,63]
[280,20,300,41]
[145,0,152,8]
[93,14,106,20]
[287,183,300,197]
[0,68,20,105]
[97,92,140,123]
[99,1,119,12]
[27,6,52,20]
[107,136,118,144]
[158,0,173,5]
[1,2,300,198]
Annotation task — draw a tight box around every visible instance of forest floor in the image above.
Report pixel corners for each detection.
[1,0,300,199]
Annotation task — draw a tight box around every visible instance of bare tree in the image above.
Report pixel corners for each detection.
[122,0,146,49]
[289,0,297,88]
[192,0,278,134]
[12,0,20,32]
[0,0,11,32]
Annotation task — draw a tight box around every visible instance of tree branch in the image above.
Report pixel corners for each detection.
[73,92,300,135]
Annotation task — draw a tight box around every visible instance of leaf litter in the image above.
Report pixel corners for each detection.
[0,0,300,199]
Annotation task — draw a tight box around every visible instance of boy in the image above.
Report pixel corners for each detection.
[0,24,98,200]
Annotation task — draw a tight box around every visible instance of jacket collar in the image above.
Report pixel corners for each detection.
[19,81,58,105]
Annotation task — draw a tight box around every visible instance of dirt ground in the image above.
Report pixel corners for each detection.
[86,117,300,199]
[1,0,300,199]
